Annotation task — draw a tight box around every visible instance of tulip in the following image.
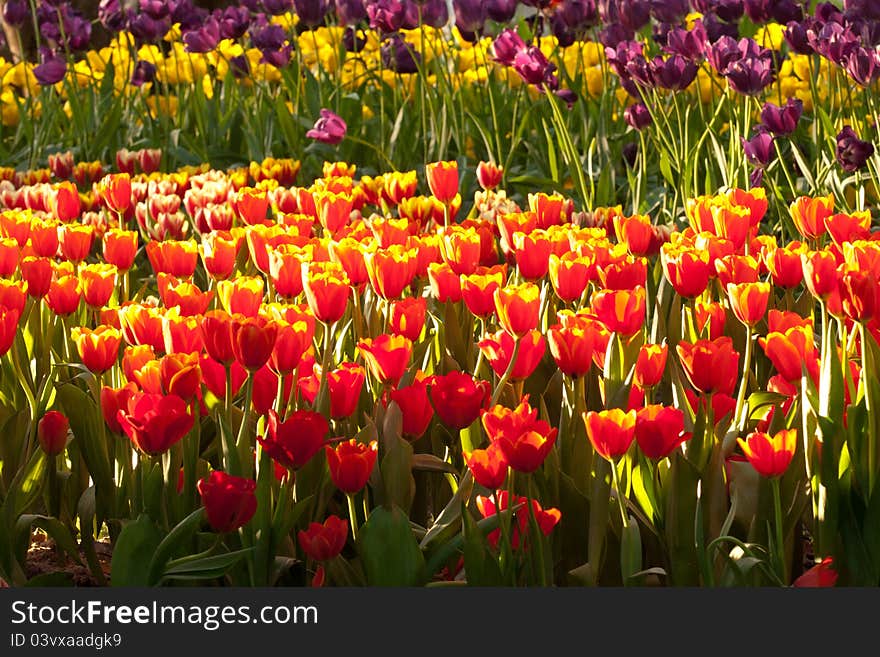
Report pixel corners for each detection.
[727,281,771,327]
[0,305,20,357]
[259,409,328,471]
[801,250,840,301]
[662,244,711,298]
[548,252,591,302]
[38,411,69,456]
[117,392,194,455]
[494,282,540,337]
[100,383,138,434]
[759,326,819,384]
[591,286,646,337]
[217,276,264,318]
[80,263,117,309]
[635,405,691,460]
[98,173,132,215]
[737,429,797,478]
[325,439,378,493]
[789,195,833,241]
[160,352,201,401]
[485,402,558,473]
[326,362,366,419]
[200,231,240,281]
[21,257,53,299]
[59,224,94,263]
[765,243,805,289]
[583,408,637,461]
[298,516,349,562]
[476,161,503,190]
[460,266,505,318]
[441,227,481,277]
[387,372,434,439]
[513,230,552,280]
[145,240,199,279]
[676,337,740,396]
[634,343,667,390]
[103,229,138,271]
[231,316,278,372]
[478,329,545,382]
[198,470,258,533]
[464,443,509,489]
[268,319,314,376]
[836,126,875,172]
[201,309,236,365]
[476,490,561,550]
[307,109,347,145]
[71,325,122,375]
[364,245,418,300]
[302,261,350,324]
[547,320,601,378]
[429,371,492,430]
[357,333,412,386]
[426,160,459,203]
[428,262,463,303]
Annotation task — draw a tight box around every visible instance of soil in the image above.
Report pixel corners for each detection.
[24,531,112,587]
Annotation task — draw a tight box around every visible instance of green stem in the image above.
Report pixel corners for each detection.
[771,477,787,585]
[610,458,629,530]
[347,492,360,543]
[734,325,754,432]
[526,476,549,586]
[490,337,521,407]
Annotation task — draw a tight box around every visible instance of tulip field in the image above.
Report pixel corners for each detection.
[0,0,878,589]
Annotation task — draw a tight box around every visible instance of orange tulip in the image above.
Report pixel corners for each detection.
[314,191,353,236]
[427,262,462,303]
[29,218,59,257]
[80,263,117,309]
[103,228,138,271]
[199,230,240,281]
[364,245,418,300]
[726,281,771,327]
[694,300,727,339]
[97,173,132,214]
[661,243,711,298]
[478,329,546,381]
[676,336,739,396]
[476,161,503,191]
[464,443,508,489]
[548,252,591,302]
[160,352,202,401]
[461,266,506,318]
[583,408,637,461]
[494,282,540,337]
[737,429,797,478]
[231,187,269,226]
[59,224,94,263]
[329,237,371,289]
[231,315,278,372]
[789,194,833,240]
[426,160,459,203]
[218,275,264,317]
[635,405,690,460]
[0,305,20,357]
[302,261,350,324]
[162,309,205,355]
[765,242,805,289]
[634,343,667,389]
[358,333,413,386]
[440,227,481,277]
[591,286,646,337]
[613,213,655,257]
[839,267,880,322]
[825,211,871,248]
[268,319,314,376]
[758,325,819,384]
[145,239,198,278]
[513,229,552,280]
[801,250,840,300]
[547,317,605,378]
[71,325,122,374]
[51,181,81,222]
[0,278,27,315]
[714,254,759,288]
[389,296,427,342]
[45,274,81,316]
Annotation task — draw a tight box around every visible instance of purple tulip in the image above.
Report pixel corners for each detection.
[692,0,744,22]
[486,0,519,23]
[336,0,368,25]
[381,35,421,73]
[129,13,170,43]
[343,27,367,52]
[454,0,487,36]
[651,55,698,90]
[140,0,170,20]
[760,98,803,135]
[294,0,332,28]
[183,18,221,53]
[815,2,844,25]
[263,0,294,16]
[492,28,526,66]
[261,46,292,68]
[784,20,814,55]
[624,102,652,130]
[131,59,157,86]
[229,55,251,79]
[251,21,287,51]
[845,0,880,22]
[836,126,875,172]
[650,0,688,24]
[218,6,252,39]
[742,128,774,168]
[663,24,706,60]
[33,51,67,86]
[724,56,774,95]
[307,109,347,145]
[622,142,639,167]
[513,46,558,87]
[701,13,739,43]
[617,0,651,32]
[556,0,599,30]
[2,0,28,28]
[98,0,128,32]
[845,47,880,87]
[419,0,450,28]
[367,0,406,32]
[707,35,740,74]
[598,22,635,49]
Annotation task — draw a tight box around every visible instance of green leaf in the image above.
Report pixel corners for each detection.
[659,150,675,187]
[147,508,206,585]
[380,403,415,512]
[161,548,253,582]
[621,517,643,585]
[110,514,162,587]
[462,502,503,586]
[358,505,427,586]
[420,470,473,550]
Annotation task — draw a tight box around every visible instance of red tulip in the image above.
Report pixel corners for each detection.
[737,429,797,478]
[325,439,378,493]
[429,371,491,430]
[71,325,122,374]
[464,442,509,489]
[387,372,434,439]
[676,337,740,396]
[298,515,349,561]
[259,409,328,471]
[426,160,459,203]
[0,305,20,357]
[583,408,637,461]
[494,282,540,337]
[634,343,667,389]
[358,333,412,386]
[38,410,69,456]
[117,392,194,455]
[634,405,691,460]
[198,470,257,533]
[591,286,646,337]
[231,315,277,372]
